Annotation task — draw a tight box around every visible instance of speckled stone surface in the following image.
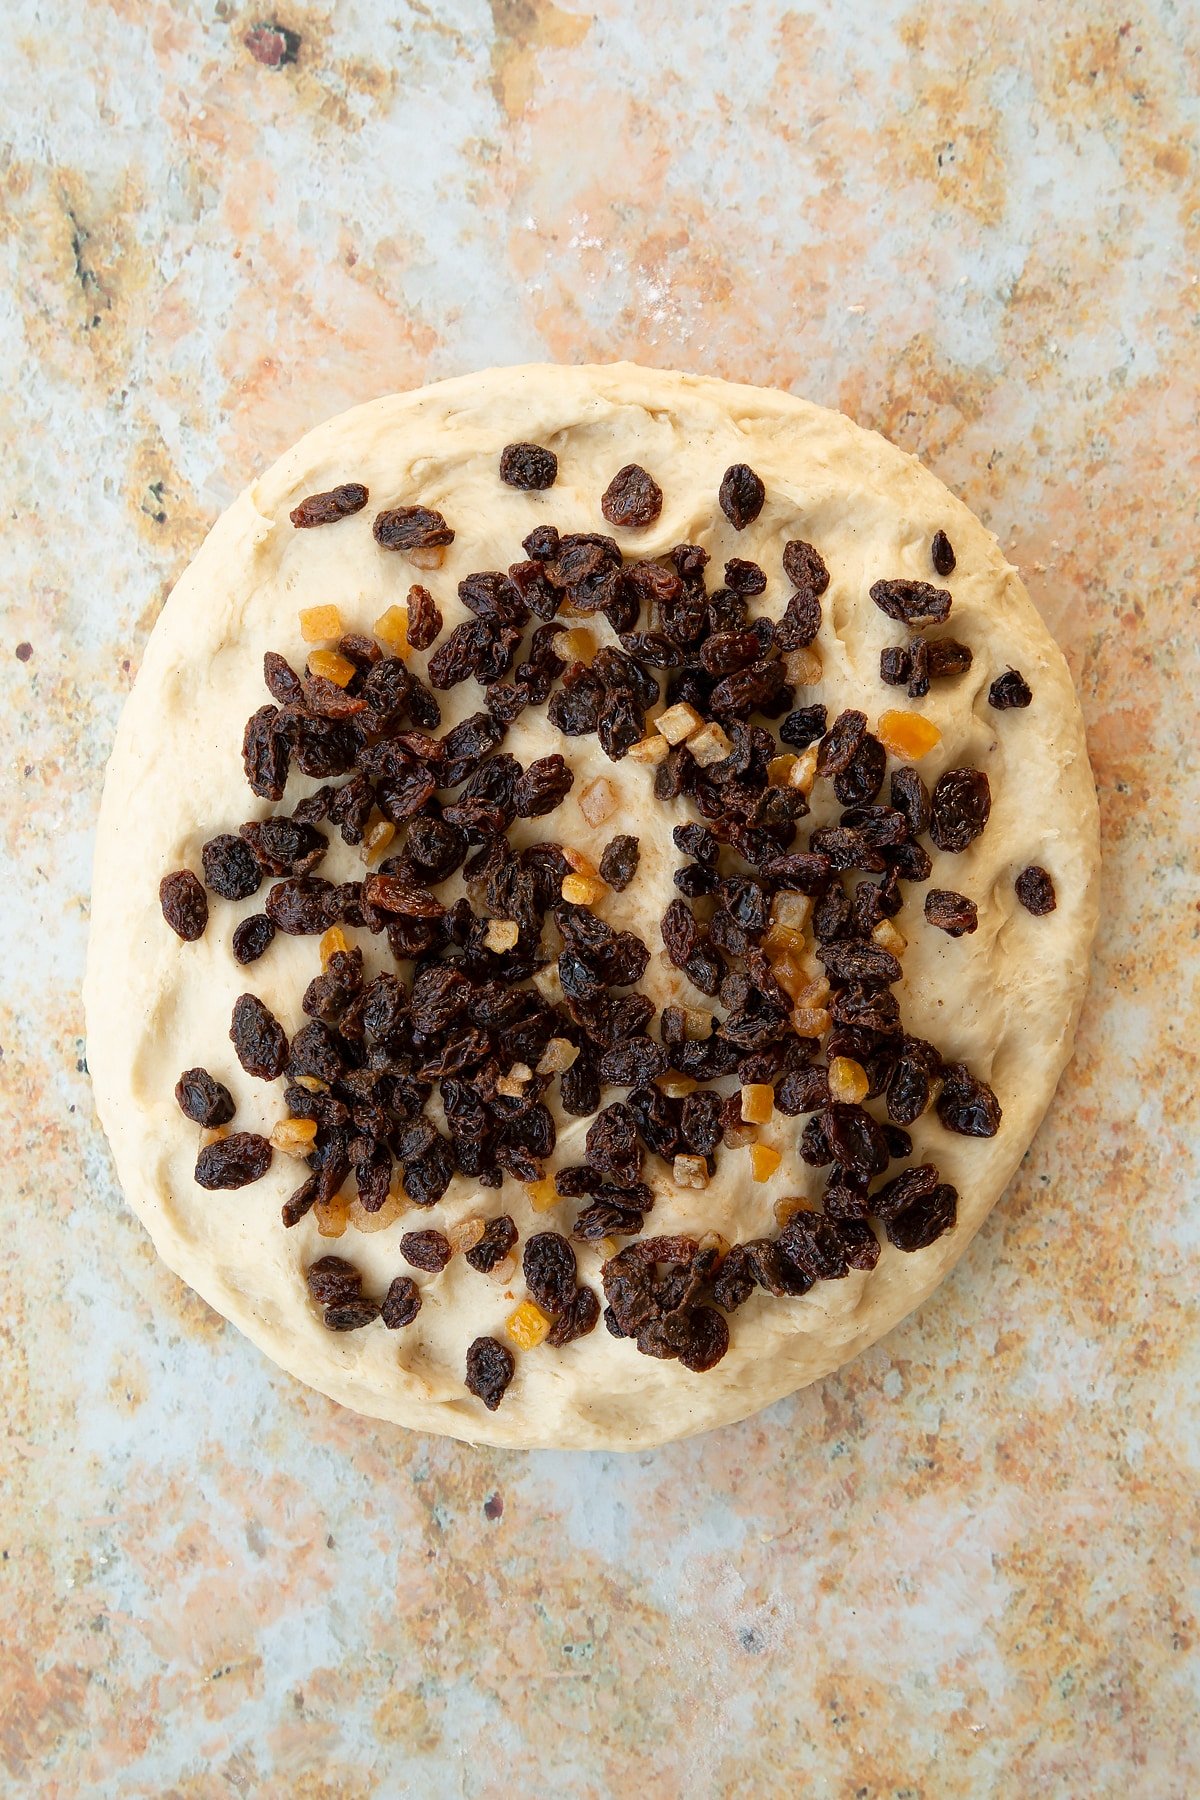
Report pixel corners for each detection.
[3,1,1198,1793]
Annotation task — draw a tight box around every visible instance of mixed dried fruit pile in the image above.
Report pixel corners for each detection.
[159,446,1057,1412]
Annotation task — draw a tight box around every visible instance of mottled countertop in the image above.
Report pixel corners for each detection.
[2,1,1197,1794]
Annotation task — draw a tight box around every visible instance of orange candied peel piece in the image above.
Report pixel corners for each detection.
[299,603,344,643]
[876,709,941,760]
[320,924,349,966]
[740,1083,775,1125]
[560,626,597,665]
[307,648,357,687]
[373,604,410,654]
[828,1056,869,1104]
[561,872,605,907]
[507,1299,552,1349]
[750,1143,783,1182]
[314,1195,349,1238]
[524,1177,559,1214]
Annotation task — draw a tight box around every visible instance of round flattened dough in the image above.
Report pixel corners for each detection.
[85,363,1099,1449]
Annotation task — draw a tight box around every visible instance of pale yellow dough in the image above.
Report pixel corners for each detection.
[85,364,1099,1449]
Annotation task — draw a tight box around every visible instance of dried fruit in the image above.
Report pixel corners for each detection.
[194,1131,272,1189]
[869,579,951,626]
[405,584,443,650]
[988,669,1032,709]
[465,1336,514,1409]
[373,505,454,552]
[290,483,368,528]
[324,1298,381,1331]
[718,463,766,530]
[749,1143,782,1181]
[230,993,289,1080]
[306,1256,362,1303]
[740,1084,774,1125]
[931,529,956,575]
[507,1299,552,1348]
[937,1064,1002,1137]
[1015,865,1056,914]
[655,700,703,744]
[175,1068,235,1127]
[601,463,663,528]
[465,1215,518,1272]
[925,889,978,936]
[373,605,410,654]
[930,768,992,853]
[889,766,931,837]
[299,604,344,642]
[400,1229,453,1272]
[271,1116,318,1156]
[493,439,560,489]
[827,1057,869,1104]
[876,710,941,761]
[885,1182,958,1251]
[202,835,261,902]
[380,1276,421,1328]
[159,870,208,941]
[229,913,273,965]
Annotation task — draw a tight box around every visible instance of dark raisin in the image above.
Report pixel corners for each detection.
[306,1255,361,1303]
[930,768,992,853]
[869,579,952,626]
[520,524,559,561]
[674,1306,729,1373]
[264,651,305,706]
[988,668,1032,709]
[834,733,886,805]
[701,630,762,676]
[883,1124,913,1161]
[718,463,766,530]
[201,834,261,901]
[586,1102,642,1181]
[242,704,289,802]
[599,834,640,892]
[925,638,973,680]
[824,1102,890,1177]
[886,1058,929,1125]
[400,1229,452,1273]
[890,766,931,837]
[240,816,328,877]
[464,1215,518,1273]
[724,557,766,594]
[465,1336,514,1410]
[599,1037,669,1087]
[778,1210,849,1283]
[230,993,289,1080]
[601,464,663,528]
[661,898,700,967]
[931,529,956,575]
[1015,865,1056,914]
[776,1067,831,1115]
[816,709,866,777]
[937,1064,1002,1138]
[781,540,830,595]
[885,1183,958,1251]
[230,913,274,965]
[775,588,822,651]
[289,482,368,528]
[514,754,574,817]
[924,889,978,936]
[560,1049,601,1117]
[870,1161,940,1221]
[405,584,443,650]
[372,505,454,551]
[523,1232,578,1315]
[499,442,558,489]
[816,940,902,987]
[159,870,208,941]
[324,1298,381,1331]
[174,1068,235,1127]
[378,1276,421,1329]
[880,646,911,686]
[547,1285,601,1347]
[194,1131,272,1189]
[402,1137,455,1206]
[779,704,828,749]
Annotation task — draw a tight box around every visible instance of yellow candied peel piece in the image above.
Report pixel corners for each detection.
[536,1036,579,1075]
[788,745,819,793]
[299,603,344,643]
[658,1073,697,1099]
[774,1195,809,1226]
[560,626,597,665]
[495,1063,533,1098]
[792,1004,832,1039]
[270,1117,318,1157]
[655,700,703,744]
[373,604,410,654]
[524,1177,559,1213]
[750,1143,783,1182]
[484,918,520,953]
[673,1153,709,1190]
[687,721,732,768]
[626,732,670,765]
[768,753,797,786]
[307,648,357,687]
[876,709,941,760]
[320,924,349,966]
[561,872,605,906]
[784,646,822,686]
[348,1190,406,1234]
[314,1195,349,1238]
[447,1216,487,1255]
[507,1299,552,1349]
[740,1083,775,1125]
[828,1056,870,1104]
[872,918,907,956]
[362,819,395,864]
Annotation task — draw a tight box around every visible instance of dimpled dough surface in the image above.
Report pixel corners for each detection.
[84,363,1099,1450]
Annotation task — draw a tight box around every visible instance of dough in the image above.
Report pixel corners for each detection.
[85,364,1099,1449]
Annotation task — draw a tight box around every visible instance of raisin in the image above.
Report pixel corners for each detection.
[373,504,454,551]
[400,1229,452,1273]
[701,630,761,676]
[402,1138,455,1206]
[776,1067,831,1115]
[869,579,952,626]
[404,583,442,650]
[159,870,208,941]
[598,692,646,762]
[758,851,832,894]
[228,914,273,965]
[817,709,866,777]
[523,1232,577,1315]
[281,711,357,780]
[744,1238,813,1297]
[175,1067,235,1127]
[194,1131,272,1189]
[834,733,886,806]
[711,1245,755,1311]
[673,1306,728,1372]
[560,1049,601,1117]
[230,993,289,1080]
[289,482,368,528]
[376,1275,420,1329]
[925,638,972,680]
[880,646,910,687]
[930,768,992,853]
[774,588,822,651]
[264,651,304,707]
[514,754,574,817]
[824,1102,890,1177]
[465,1336,514,1410]
[924,889,978,936]
[458,1216,513,1274]
[240,816,327,877]
[499,442,558,489]
[601,463,663,528]
[988,668,1032,709]
[886,1058,929,1125]
[937,1064,1002,1138]
[890,766,931,837]
[324,1298,381,1331]
[717,463,766,530]
[779,704,828,749]
[242,704,290,801]
[1016,865,1056,914]
[661,898,700,967]
[586,1102,643,1181]
[885,1182,958,1251]
[778,1210,849,1283]
[816,940,902,987]
[547,1285,601,1347]
[305,1255,361,1303]
[599,1037,669,1087]
[724,557,766,594]
[931,529,956,575]
[201,833,261,901]
[870,1161,940,1221]
[598,834,640,892]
